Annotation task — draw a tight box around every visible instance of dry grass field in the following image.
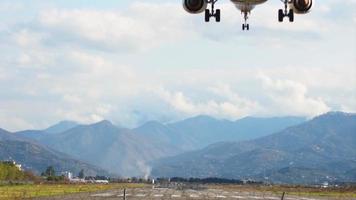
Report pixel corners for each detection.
[3,183,351,200]
[0,183,355,200]
[0,183,145,200]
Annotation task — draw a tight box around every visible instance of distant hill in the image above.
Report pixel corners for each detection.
[0,128,109,176]
[0,128,25,141]
[151,112,356,184]
[45,121,78,134]
[30,120,179,177]
[135,115,306,150]
[14,115,306,177]
[16,121,79,140]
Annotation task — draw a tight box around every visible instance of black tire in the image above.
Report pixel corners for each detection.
[278,9,284,22]
[205,9,210,22]
[289,9,294,22]
[246,24,250,31]
[215,9,221,22]
[242,24,245,30]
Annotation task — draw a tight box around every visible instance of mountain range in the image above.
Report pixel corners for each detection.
[151,112,356,184]
[0,128,109,176]
[14,115,304,177]
[3,112,355,184]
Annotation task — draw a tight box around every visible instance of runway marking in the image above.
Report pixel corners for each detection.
[249,196,265,199]
[231,196,244,199]
[136,194,146,197]
[154,194,164,197]
[265,197,280,200]
[117,194,131,197]
[190,194,200,198]
[172,194,181,198]
[217,195,227,198]
[91,192,114,197]
[266,197,281,200]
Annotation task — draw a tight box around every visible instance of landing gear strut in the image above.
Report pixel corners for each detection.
[205,0,220,22]
[278,0,294,22]
[242,12,250,31]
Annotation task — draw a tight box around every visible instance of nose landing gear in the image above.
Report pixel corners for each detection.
[242,12,250,31]
[205,0,221,22]
[278,0,294,22]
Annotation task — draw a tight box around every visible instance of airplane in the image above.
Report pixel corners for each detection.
[183,0,313,30]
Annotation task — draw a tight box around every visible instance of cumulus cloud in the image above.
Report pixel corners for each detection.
[155,85,261,120]
[37,3,194,52]
[258,74,331,117]
[0,0,354,131]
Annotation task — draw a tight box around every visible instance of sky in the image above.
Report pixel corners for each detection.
[0,0,355,131]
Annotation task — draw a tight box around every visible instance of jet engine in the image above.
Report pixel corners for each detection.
[290,0,313,14]
[183,0,208,14]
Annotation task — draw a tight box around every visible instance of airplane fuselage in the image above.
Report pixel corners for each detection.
[182,0,313,30]
[230,0,268,13]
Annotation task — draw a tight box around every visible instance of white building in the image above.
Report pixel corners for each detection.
[62,171,73,180]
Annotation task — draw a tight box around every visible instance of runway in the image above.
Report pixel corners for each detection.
[35,187,352,200]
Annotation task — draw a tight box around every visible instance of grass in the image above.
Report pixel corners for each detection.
[0,183,145,199]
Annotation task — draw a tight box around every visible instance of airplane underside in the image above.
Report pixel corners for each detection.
[231,0,267,30]
[183,0,313,30]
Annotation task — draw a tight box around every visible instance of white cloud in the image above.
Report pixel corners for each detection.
[0,2,24,12]
[0,1,354,131]
[258,74,331,117]
[155,86,261,119]
[37,3,194,52]
[0,115,33,132]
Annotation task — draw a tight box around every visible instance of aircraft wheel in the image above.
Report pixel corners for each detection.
[205,9,210,22]
[288,9,294,22]
[278,9,284,22]
[246,24,250,30]
[215,9,221,22]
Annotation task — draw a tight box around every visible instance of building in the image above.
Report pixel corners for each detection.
[2,160,22,171]
[62,171,73,180]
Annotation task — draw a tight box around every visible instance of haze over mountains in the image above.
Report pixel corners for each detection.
[1,112,355,184]
[5,115,305,177]
[151,112,356,184]
[0,128,109,176]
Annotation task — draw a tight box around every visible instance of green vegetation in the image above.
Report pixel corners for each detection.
[41,166,55,177]
[78,169,84,179]
[0,183,145,199]
[40,166,65,182]
[0,162,25,181]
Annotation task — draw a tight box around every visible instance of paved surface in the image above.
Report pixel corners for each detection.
[34,187,355,200]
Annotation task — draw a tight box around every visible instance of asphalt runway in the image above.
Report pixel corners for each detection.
[35,187,354,200]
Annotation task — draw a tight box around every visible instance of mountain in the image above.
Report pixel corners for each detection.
[151,112,356,184]
[16,121,79,141]
[0,128,109,176]
[0,128,23,141]
[32,120,180,177]
[14,115,305,177]
[45,120,78,134]
[136,115,306,150]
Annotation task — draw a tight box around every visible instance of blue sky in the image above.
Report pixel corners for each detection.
[0,0,355,131]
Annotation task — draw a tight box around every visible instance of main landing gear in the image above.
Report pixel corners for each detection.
[278,0,294,22]
[205,0,220,22]
[242,12,250,31]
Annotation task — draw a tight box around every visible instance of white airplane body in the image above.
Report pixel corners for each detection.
[183,0,313,30]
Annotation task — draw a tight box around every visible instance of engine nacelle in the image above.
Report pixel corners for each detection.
[290,0,313,14]
[183,0,208,14]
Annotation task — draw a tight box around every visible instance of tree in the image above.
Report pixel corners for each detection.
[78,169,85,179]
[44,166,55,177]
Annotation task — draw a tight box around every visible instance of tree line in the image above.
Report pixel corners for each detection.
[0,161,36,181]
